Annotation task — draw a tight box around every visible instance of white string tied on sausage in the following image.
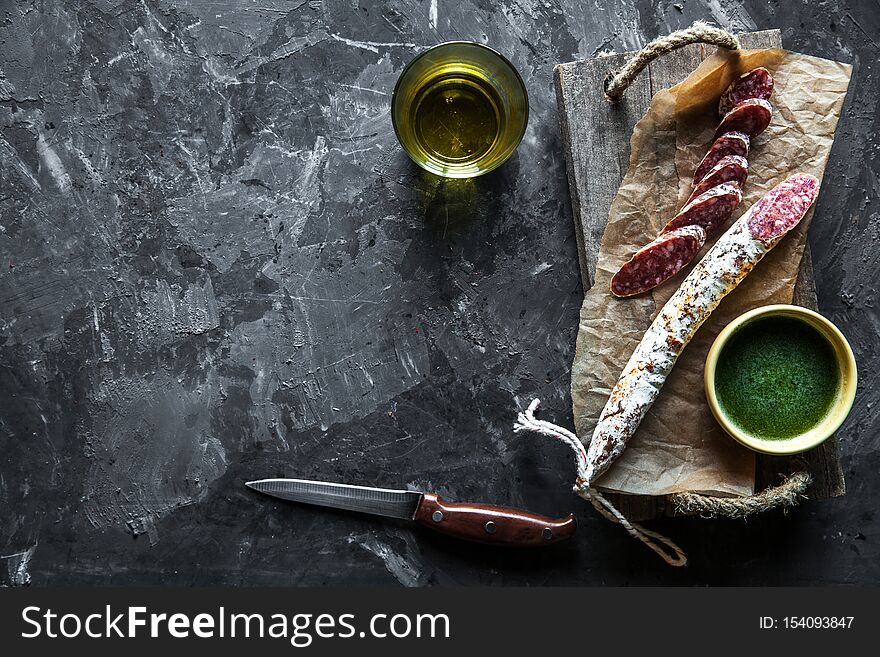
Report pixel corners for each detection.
[513,398,688,567]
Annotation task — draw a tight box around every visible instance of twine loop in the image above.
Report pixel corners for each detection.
[671,471,811,518]
[513,399,811,567]
[514,398,687,567]
[604,21,740,101]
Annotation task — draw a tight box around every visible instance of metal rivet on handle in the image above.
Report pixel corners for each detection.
[431,511,443,522]
[484,521,497,534]
[543,527,553,540]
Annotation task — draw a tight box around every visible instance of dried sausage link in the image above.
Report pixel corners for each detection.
[585,174,821,485]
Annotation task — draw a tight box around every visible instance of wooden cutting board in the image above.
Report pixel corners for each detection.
[554,29,845,520]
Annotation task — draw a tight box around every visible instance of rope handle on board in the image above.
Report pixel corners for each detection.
[513,399,811,567]
[603,21,741,102]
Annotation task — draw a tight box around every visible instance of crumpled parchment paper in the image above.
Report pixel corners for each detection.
[571,48,852,496]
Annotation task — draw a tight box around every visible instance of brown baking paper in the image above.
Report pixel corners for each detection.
[571,48,852,496]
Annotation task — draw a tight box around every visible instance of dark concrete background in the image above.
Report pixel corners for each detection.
[0,0,876,586]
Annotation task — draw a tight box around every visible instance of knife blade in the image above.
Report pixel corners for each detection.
[246,478,576,547]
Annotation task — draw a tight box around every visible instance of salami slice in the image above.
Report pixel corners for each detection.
[714,98,773,140]
[719,67,774,116]
[610,226,706,298]
[693,132,750,185]
[662,183,742,235]
[686,155,748,204]
[584,174,821,486]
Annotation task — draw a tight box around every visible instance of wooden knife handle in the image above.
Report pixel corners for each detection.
[413,493,576,546]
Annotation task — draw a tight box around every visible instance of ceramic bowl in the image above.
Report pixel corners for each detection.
[704,304,857,455]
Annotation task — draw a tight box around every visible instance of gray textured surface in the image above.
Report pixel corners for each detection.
[0,0,877,586]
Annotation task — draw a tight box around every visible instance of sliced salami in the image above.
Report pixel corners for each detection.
[662,183,742,235]
[719,67,774,116]
[686,155,748,204]
[693,132,750,185]
[584,174,821,486]
[714,98,773,140]
[610,226,706,298]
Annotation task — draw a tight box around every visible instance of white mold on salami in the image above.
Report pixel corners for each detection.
[610,226,707,298]
[584,174,821,486]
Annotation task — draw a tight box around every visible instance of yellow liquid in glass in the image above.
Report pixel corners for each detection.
[412,74,502,165]
[392,43,528,178]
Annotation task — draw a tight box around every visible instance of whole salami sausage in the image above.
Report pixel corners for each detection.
[662,183,742,235]
[693,132,750,185]
[583,174,821,486]
[719,67,774,116]
[610,226,706,298]
[686,155,748,204]
[714,98,773,140]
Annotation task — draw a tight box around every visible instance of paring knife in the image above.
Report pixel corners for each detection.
[246,478,576,547]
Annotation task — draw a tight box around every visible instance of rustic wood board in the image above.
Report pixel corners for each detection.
[554,29,845,520]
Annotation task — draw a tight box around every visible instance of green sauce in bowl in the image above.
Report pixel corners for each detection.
[714,316,840,440]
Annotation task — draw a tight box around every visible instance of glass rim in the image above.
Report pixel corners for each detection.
[391,40,529,106]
